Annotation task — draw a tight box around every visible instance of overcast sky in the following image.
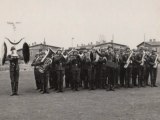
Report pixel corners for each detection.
[0,0,160,55]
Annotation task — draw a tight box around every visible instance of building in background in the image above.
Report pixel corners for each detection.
[17,42,60,62]
[137,39,160,54]
[95,41,127,49]
[76,41,127,51]
[76,42,95,50]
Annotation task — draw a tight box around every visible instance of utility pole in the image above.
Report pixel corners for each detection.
[112,34,114,41]
[111,34,114,48]
[72,37,74,48]
[144,33,146,47]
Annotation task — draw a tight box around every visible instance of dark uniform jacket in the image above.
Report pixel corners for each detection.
[53,54,66,71]
[8,56,19,72]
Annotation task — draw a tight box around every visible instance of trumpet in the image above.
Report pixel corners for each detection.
[124,50,133,68]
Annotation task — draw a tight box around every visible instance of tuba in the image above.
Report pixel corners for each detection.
[124,50,133,68]
[38,48,55,73]
[38,57,52,73]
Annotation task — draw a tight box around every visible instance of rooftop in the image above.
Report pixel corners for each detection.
[17,43,60,51]
[95,42,127,47]
[137,41,160,47]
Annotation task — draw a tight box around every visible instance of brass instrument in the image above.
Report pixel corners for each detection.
[78,53,84,60]
[38,57,52,73]
[95,52,100,62]
[153,54,159,68]
[140,51,146,66]
[38,48,54,73]
[124,50,133,68]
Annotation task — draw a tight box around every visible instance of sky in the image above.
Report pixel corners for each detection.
[0,0,160,56]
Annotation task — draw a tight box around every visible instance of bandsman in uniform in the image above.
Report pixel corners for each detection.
[149,49,160,87]
[114,48,120,88]
[143,47,151,86]
[48,53,55,90]
[8,46,20,96]
[135,46,145,87]
[98,48,107,89]
[131,49,138,87]
[69,49,81,91]
[31,53,41,90]
[106,45,116,91]
[88,48,97,90]
[32,49,53,94]
[122,47,133,88]
[119,48,125,87]
[32,50,44,92]
[81,50,90,89]
[64,50,71,88]
[53,49,66,92]
[79,50,84,87]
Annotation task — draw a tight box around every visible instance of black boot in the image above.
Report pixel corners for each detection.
[10,83,16,96]
[15,82,19,95]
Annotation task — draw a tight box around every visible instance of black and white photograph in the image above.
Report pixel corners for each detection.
[0,0,160,120]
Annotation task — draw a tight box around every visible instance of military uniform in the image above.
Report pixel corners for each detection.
[31,54,41,90]
[144,50,151,86]
[149,51,159,87]
[122,49,132,88]
[98,52,107,89]
[69,51,81,91]
[88,50,97,90]
[131,52,138,87]
[135,49,145,87]
[65,59,71,88]
[9,56,19,95]
[119,51,125,87]
[8,47,20,96]
[114,51,120,88]
[54,53,66,92]
[32,51,51,94]
[81,53,89,89]
[106,48,116,91]
[41,70,50,93]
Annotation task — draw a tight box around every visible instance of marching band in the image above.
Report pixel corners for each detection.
[31,45,160,94]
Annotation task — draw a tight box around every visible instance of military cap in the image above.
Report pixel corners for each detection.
[132,49,137,52]
[10,46,16,51]
[125,46,130,50]
[139,46,144,51]
[101,48,105,52]
[144,47,148,51]
[83,50,88,53]
[57,48,63,52]
[72,49,79,55]
[108,45,113,49]
[152,48,157,52]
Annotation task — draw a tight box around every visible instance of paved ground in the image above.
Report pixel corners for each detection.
[0,69,160,120]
